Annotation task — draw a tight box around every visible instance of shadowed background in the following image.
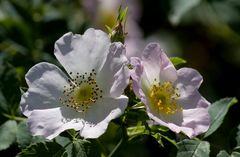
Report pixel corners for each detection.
[0,0,240,156]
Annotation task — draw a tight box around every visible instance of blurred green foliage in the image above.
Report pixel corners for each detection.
[0,0,240,156]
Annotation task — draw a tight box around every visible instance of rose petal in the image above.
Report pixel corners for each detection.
[20,62,69,117]
[176,68,203,89]
[182,108,210,137]
[130,57,146,103]
[54,28,110,76]
[97,43,130,97]
[27,108,84,140]
[146,106,209,138]
[141,43,177,85]
[159,50,177,83]
[80,95,128,138]
[26,95,128,140]
[176,84,210,109]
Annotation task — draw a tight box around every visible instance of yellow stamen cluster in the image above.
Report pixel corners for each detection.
[59,69,103,112]
[148,81,181,115]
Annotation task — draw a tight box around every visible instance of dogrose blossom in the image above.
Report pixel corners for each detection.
[20,28,130,139]
[130,43,210,138]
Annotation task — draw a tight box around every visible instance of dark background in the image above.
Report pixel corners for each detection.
[0,0,240,156]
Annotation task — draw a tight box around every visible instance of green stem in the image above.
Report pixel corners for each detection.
[108,126,127,157]
[2,113,26,121]
[96,139,108,157]
[108,137,124,157]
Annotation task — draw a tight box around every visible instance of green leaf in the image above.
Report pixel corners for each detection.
[212,1,240,25]
[231,152,240,157]
[0,63,21,114]
[236,124,240,146]
[233,146,240,152]
[56,137,101,157]
[169,0,202,25]
[0,90,8,112]
[55,136,72,148]
[217,150,230,157]
[105,25,113,34]
[72,139,89,157]
[16,120,32,149]
[17,141,68,157]
[71,139,100,157]
[118,7,128,22]
[127,125,148,137]
[0,120,17,150]
[170,57,187,66]
[55,136,73,157]
[204,97,238,138]
[16,120,45,149]
[217,150,240,157]
[177,139,210,157]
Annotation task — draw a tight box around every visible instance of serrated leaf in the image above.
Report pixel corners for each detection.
[16,120,32,149]
[17,141,68,157]
[217,150,240,157]
[71,139,100,157]
[169,0,202,25]
[55,136,73,157]
[0,120,17,150]
[170,57,187,66]
[217,150,230,157]
[55,136,72,148]
[177,139,210,157]
[204,97,238,138]
[16,120,46,149]
[72,139,90,157]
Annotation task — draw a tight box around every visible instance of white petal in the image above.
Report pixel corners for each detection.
[97,43,130,97]
[54,28,110,76]
[80,95,128,138]
[20,62,69,117]
[27,108,84,140]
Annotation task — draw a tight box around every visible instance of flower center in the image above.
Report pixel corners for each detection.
[59,69,103,112]
[148,81,181,115]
